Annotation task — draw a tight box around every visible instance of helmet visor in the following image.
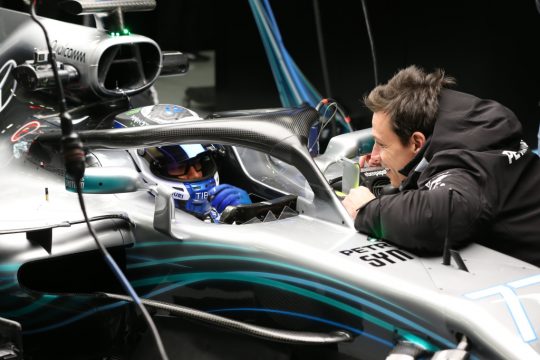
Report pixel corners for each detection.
[144,146,216,181]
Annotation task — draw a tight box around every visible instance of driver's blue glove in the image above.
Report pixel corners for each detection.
[208,184,252,213]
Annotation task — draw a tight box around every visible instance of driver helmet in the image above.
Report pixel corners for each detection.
[113,104,220,217]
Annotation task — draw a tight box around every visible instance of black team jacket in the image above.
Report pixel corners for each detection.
[355,89,540,267]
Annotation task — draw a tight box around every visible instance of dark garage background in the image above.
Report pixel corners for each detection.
[2,0,540,146]
[134,0,540,146]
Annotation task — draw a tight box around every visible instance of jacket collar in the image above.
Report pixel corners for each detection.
[398,138,430,190]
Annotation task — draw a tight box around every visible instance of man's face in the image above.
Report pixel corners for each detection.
[167,159,203,180]
[371,112,418,187]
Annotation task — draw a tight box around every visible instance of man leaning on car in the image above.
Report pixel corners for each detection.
[342,65,540,267]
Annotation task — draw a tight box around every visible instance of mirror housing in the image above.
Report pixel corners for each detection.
[65,167,143,194]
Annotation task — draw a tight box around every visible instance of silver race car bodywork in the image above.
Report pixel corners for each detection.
[0,5,539,360]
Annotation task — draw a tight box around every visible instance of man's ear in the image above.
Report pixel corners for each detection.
[410,132,426,153]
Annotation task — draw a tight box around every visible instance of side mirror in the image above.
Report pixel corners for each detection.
[314,128,373,174]
[65,167,144,194]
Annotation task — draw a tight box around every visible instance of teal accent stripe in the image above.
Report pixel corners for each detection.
[128,255,190,269]
[1,295,58,317]
[133,272,446,349]
[133,241,256,252]
[230,271,450,348]
[128,254,422,320]
[0,263,20,272]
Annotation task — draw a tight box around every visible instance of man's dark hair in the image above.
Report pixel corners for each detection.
[364,65,455,145]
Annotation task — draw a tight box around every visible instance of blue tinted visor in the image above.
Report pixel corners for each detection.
[144,145,216,181]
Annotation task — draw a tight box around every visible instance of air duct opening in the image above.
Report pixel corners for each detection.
[98,42,161,94]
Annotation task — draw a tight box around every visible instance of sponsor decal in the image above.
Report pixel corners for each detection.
[0,59,17,113]
[51,40,86,63]
[193,191,209,200]
[502,141,528,164]
[65,177,84,191]
[113,117,148,128]
[172,185,189,200]
[363,169,387,177]
[128,115,149,127]
[339,241,414,267]
[465,274,540,343]
[10,120,41,142]
[172,191,188,200]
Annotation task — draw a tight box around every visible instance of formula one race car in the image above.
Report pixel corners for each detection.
[0,2,539,360]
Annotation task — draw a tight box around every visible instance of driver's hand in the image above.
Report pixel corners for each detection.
[209,184,252,213]
[342,186,376,219]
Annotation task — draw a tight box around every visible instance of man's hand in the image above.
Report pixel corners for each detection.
[209,184,252,213]
[341,186,376,219]
[358,153,381,168]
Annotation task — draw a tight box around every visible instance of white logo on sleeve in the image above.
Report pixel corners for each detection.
[425,172,450,190]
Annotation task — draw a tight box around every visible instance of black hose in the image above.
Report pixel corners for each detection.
[101,292,353,345]
[360,0,379,86]
[313,0,332,98]
[312,0,335,137]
